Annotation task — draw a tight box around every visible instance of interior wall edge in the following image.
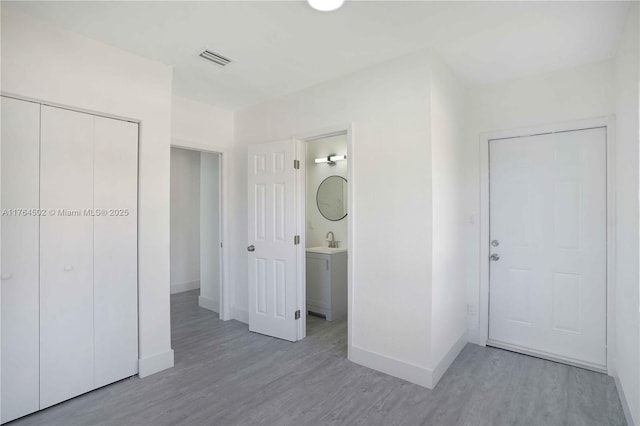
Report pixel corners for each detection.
[138,349,175,379]
[616,375,637,426]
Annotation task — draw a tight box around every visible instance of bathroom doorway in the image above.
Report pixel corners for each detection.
[301,132,350,352]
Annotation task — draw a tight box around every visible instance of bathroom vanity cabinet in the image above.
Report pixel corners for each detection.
[305,248,347,321]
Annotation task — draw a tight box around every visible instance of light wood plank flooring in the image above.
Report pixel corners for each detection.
[12,290,626,426]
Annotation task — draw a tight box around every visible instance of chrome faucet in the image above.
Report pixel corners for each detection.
[326,231,340,248]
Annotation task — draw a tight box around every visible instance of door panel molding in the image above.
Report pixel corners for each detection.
[247,139,299,342]
[478,116,615,375]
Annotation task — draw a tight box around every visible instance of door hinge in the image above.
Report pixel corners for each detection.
[294,159,300,170]
[294,235,300,245]
[295,310,301,320]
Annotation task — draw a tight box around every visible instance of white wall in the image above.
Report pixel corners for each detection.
[466,60,616,342]
[234,51,435,385]
[614,3,640,425]
[305,134,348,249]
[172,95,234,149]
[170,147,201,294]
[1,8,174,376]
[200,152,220,313]
[429,54,469,372]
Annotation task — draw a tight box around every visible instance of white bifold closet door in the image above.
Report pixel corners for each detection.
[39,106,139,409]
[93,116,138,388]
[1,97,41,423]
[40,106,96,408]
[1,99,138,422]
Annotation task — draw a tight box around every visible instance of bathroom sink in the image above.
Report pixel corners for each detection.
[306,246,347,254]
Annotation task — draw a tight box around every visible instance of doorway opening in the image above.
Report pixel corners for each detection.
[245,127,352,347]
[169,146,222,318]
[302,133,349,352]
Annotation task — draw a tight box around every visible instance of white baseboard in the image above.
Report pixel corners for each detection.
[198,295,219,313]
[431,331,468,387]
[138,349,174,378]
[350,345,435,388]
[467,328,481,345]
[615,375,636,426]
[349,332,468,389]
[231,306,249,324]
[170,280,200,294]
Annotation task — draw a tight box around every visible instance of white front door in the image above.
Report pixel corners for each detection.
[247,139,299,342]
[488,127,607,369]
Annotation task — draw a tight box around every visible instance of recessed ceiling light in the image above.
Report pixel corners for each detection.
[308,0,345,12]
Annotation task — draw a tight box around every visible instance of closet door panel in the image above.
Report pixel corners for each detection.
[93,116,138,387]
[39,106,94,409]
[1,97,40,423]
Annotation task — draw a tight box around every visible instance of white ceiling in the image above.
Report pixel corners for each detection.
[5,1,630,111]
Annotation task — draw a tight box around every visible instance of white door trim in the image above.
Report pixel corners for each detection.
[170,139,229,321]
[478,116,616,374]
[294,123,353,356]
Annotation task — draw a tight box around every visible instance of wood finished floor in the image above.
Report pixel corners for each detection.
[12,290,626,426]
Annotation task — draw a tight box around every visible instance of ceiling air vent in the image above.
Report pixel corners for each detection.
[199,49,232,67]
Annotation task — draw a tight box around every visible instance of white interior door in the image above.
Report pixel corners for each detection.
[247,139,299,342]
[93,116,139,388]
[1,97,41,423]
[40,106,95,408]
[488,127,607,369]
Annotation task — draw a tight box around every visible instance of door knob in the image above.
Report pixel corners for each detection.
[247,245,255,252]
[490,254,500,261]
[491,240,499,247]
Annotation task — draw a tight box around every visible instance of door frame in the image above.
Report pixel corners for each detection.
[170,139,229,321]
[293,124,353,352]
[478,116,616,374]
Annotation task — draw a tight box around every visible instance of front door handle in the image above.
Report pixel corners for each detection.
[247,245,255,252]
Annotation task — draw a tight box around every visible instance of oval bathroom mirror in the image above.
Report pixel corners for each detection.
[316,175,347,221]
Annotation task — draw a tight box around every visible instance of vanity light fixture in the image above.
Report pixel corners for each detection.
[315,154,347,165]
[308,0,345,12]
